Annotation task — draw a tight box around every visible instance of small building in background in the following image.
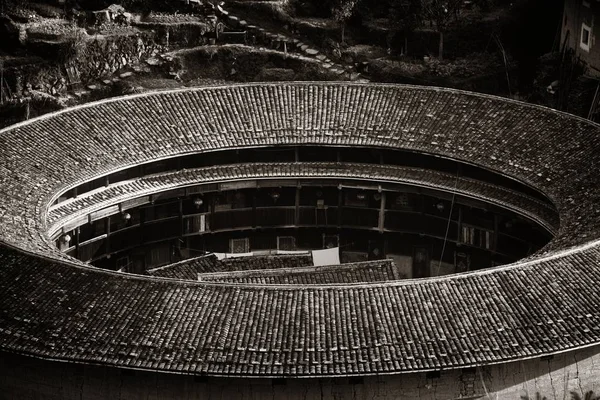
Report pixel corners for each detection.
[561,0,600,76]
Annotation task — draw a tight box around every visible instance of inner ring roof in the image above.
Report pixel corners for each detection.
[1,82,599,377]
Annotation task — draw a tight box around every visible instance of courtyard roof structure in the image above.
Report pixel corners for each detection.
[1,82,600,377]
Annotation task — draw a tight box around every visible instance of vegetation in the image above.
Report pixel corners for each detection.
[387,0,422,56]
[26,20,83,40]
[500,0,563,93]
[171,44,340,83]
[421,0,462,59]
[368,51,505,84]
[144,12,203,24]
[0,0,571,125]
[330,0,358,43]
[90,21,139,36]
[27,2,64,18]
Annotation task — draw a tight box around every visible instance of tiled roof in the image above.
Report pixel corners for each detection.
[1,82,600,377]
[46,162,558,237]
[148,254,314,280]
[184,254,223,273]
[146,258,207,280]
[218,254,314,271]
[198,259,400,284]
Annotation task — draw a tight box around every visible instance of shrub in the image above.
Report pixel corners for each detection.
[28,3,65,18]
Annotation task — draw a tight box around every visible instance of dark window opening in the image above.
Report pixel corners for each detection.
[426,371,441,379]
[272,378,286,386]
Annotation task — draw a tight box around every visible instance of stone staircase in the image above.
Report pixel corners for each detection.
[215,6,369,82]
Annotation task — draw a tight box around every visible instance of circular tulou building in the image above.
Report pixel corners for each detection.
[1,82,600,399]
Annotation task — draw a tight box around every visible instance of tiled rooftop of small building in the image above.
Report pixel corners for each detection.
[147,254,313,279]
[198,259,401,285]
[218,254,314,271]
[1,82,600,377]
[146,257,209,280]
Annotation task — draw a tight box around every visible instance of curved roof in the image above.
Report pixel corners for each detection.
[1,82,600,377]
[47,162,558,237]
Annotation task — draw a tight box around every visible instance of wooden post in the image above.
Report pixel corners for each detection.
[139,207,145,251]
[252,192,257,228]
[75,227,80,259]
[493,214,499,252]
[106,216,111,254]
[179,198,184,237]
[295,186,300,225]
[457,206,463,243]
[337,186,343,228]
[378,191,386,232]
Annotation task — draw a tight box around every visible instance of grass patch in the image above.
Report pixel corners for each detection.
[369,52,506,84]
[26,19,86,41]
[143,12,204,24]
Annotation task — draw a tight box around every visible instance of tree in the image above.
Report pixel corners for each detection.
[421,0,461,59]
[331,0,359,44]
[388,0,423,56]
[501,0,563,94]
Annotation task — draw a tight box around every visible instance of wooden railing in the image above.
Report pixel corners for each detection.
[69,206,537,263]
[298,206,338,226]
[341,207,379,228]
[256,207,296,227]
[211,208,254,231]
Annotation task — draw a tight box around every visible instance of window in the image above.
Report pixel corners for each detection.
[184,214,207,234]
[230,238,250,253]
[323,234,339,249]
[581,23,592,52]
[426,371,441,379]
[460,225,494,250]
[393,193,412,210]
[277,236,296,251]
[344,190,369,207]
